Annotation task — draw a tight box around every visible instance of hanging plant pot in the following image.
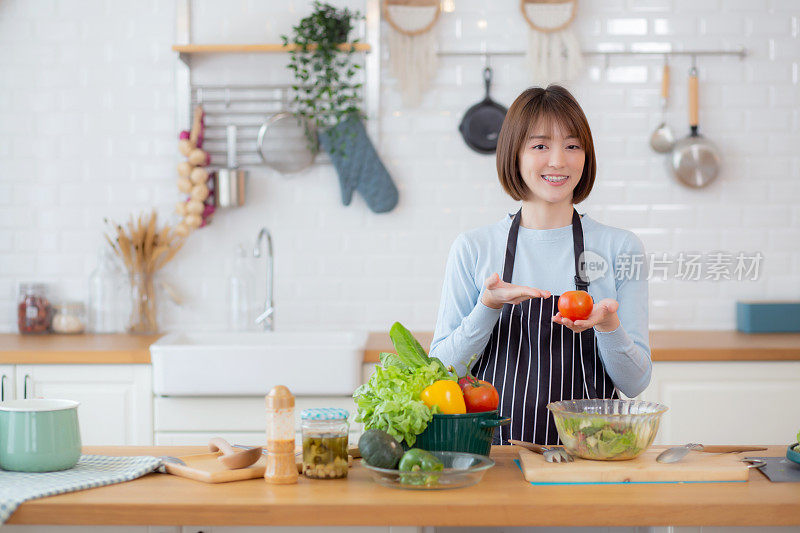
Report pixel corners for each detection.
[281,1,364,157]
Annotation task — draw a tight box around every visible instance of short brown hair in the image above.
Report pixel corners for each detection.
[496,85,596,204]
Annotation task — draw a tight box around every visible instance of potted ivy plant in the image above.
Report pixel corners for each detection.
[281,2,398,214]
[281,1,365,157]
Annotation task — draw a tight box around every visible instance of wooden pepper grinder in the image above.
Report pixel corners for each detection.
[264,385,298,484]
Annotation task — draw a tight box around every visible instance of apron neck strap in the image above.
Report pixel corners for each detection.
[502,207,590,292]
[571,208,590,292]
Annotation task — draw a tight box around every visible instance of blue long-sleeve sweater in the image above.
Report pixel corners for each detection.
[429,212,652,398]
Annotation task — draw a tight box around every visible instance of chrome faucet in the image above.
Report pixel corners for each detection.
[253,227,274,331]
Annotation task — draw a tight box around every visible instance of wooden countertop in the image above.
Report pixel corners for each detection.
[2,330,800,365]
[364,330,800,363]
[7,445,799,527]
[0,333,160,364]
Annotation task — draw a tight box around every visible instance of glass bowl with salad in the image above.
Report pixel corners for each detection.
[547,399,668,461]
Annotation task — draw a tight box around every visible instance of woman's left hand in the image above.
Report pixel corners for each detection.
[552,298,620,333]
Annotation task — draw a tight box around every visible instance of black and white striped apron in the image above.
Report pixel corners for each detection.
[472,208,619,446]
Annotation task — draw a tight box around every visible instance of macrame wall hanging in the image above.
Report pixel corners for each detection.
[383,0,441,107]
[521,0,583,84]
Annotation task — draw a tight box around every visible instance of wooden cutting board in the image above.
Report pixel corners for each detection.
[164,449,347,483]
[517,447,750,483]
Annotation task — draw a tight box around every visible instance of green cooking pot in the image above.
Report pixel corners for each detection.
[407,410,510,456]
[0,399,82,472]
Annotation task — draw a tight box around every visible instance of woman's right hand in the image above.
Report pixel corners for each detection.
[480,272,551,309]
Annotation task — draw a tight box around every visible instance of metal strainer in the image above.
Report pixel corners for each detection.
[256,112,317,174]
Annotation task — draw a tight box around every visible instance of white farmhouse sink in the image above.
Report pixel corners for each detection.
[150,331,368,397]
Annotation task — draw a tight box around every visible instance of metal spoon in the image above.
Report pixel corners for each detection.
[649,61,676,153]
[656,443,704,463]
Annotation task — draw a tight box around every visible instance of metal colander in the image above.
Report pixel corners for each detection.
[256,112,317,174]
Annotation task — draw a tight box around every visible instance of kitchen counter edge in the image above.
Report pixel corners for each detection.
[6,445,799,527]
[1,331,799,365]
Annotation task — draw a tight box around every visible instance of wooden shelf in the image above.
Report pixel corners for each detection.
[172,43,371,54]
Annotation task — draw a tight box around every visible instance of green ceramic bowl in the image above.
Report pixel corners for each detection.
[407,411,511,456]
[787,442,800,466]
[0,399,81,472]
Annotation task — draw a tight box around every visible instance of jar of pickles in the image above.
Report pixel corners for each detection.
[17,283,52,334]
[300,408,349,479]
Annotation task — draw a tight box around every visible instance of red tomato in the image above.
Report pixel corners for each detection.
[557,290,593,321]
[462,379,500,413]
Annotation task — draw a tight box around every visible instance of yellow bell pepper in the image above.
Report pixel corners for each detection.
[420,380,466,414]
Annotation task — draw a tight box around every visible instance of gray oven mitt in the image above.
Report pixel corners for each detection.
[318,115,398,213]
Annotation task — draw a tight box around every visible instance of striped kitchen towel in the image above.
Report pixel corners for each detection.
[0,455,162,524]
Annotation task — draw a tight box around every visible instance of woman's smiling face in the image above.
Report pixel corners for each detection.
[518,121,585,205]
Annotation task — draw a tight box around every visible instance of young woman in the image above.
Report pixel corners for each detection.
[430,85,651,446]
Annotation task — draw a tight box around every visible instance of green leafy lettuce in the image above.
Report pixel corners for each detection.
[354,361,450,446]
[354,322,455,446]
[555,416,647,460]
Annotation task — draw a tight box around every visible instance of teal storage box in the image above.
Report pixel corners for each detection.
[736,301,800,333]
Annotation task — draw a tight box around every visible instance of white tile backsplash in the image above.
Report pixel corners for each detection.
[0,0,797,333]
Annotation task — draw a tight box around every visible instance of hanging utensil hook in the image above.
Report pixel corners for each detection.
[480,40,489,69]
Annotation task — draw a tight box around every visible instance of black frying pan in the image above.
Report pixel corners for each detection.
[459,67,508,154]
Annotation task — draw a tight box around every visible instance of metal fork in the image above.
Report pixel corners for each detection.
[509,439,574,463]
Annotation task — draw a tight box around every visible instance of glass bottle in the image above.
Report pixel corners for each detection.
[227,243,256,331]
[88,248,123,333]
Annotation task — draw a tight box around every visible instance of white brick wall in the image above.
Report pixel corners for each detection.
[0,0,797,333]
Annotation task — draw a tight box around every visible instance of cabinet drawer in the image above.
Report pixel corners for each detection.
[155,430,362,448]
[154,396,359,432]
[643,361,800,445]
[155,431,267,446]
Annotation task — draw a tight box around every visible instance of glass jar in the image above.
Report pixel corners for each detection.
[128,272,158,334]
[300,408,349,479]
[17,283,52,334]
[51,301,86,334]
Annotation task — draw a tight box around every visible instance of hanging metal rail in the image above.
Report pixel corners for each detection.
[437,47,748,69]
[437,48,747,58]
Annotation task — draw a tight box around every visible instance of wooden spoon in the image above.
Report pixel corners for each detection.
[208,437,262,470]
